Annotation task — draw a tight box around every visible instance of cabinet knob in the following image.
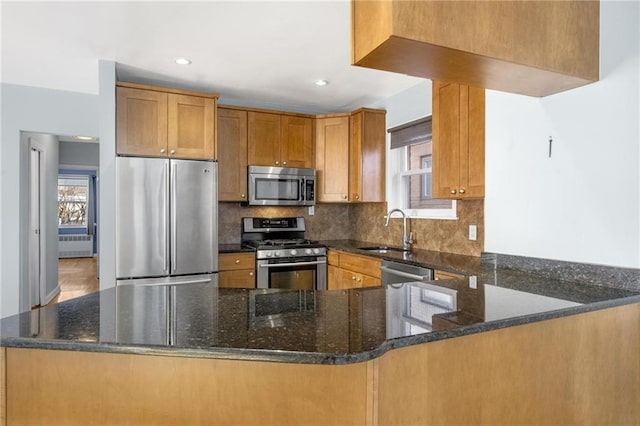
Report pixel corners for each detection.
[160,148,166,154]
[352,276,356,280]
[450,189,457,195]
[170,149,176,155]
[459,189,466,194]
[355,195,360,200]
[241,193,245,198]
[357,277,362,282]
[342,195,347,200]
[235,259,240,264]
[275,161,280,165]
[283,161,287,166]
[249,272,254,276]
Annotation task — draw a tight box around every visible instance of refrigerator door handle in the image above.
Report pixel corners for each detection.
[116,278,214,287]
[163,162,170,274]
[171,161,178,274]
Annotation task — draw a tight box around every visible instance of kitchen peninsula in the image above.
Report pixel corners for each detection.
[2,264,639,425]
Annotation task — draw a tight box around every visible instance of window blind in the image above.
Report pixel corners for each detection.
[388,116,432,149]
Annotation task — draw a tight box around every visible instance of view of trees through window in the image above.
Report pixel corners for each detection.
[58,176,88,226]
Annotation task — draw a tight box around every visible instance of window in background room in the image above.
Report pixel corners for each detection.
[58,175,89,228]
[388,116,456,219]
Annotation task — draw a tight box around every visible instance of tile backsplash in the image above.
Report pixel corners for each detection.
[219,199,483,257]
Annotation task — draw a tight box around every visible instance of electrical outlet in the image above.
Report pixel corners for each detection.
[469,275,477,289]
[469,225,477,241]
[308,206,315,216]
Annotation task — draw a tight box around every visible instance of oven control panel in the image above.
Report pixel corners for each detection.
[257,247,326,260]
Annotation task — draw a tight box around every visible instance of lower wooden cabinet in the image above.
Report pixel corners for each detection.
[219,252,255,289]
[327,250,381,290]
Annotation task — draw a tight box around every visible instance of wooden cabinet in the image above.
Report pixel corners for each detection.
[248,112,313,168]
[116,83,217,160]
[281,115,314,168]
[351,0,599,97]
[217,107,248,201]
[315,109,386,203]
[327,250,381,290]
[349,109,386,202]
[316,115,350,202]
[116,86,168,157]
[432,81,485,199]
[219,252,255,289]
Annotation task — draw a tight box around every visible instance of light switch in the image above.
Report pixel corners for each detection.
[469,225,477,241]
[469,275,477,289]
[308,206,315,216]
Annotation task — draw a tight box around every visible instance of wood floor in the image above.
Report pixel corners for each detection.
[49,257,99,305]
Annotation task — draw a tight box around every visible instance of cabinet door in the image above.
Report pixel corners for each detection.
[432,82,485,199]
[460,85,485,198]
[327,265,344,290]
[281,116,314,168]
[219,270,255,288]
[116,87,168,157]
[218,108,248,201]
[432,81,461,199]
[167,94,216,160]
[247,112,281,166]
[316,116,350,202]
[349,110,386,202]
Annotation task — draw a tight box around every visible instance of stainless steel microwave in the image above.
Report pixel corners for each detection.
[248,165,315,206]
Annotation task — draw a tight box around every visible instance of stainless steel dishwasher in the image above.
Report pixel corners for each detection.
[380,260,433,285]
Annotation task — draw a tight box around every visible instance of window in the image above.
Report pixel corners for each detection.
[388,117,456,219]
[58,175,89,227]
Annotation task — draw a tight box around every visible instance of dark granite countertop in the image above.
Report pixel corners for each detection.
[2,273,639,364]
[321,239,484,275]
[219,244,255,253]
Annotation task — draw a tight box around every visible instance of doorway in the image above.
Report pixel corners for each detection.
[24,132,100,309]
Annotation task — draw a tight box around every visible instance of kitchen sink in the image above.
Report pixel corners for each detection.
[357,246,410,254]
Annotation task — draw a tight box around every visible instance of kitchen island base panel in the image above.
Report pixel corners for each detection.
[3,302,638,425]
[5,349,373,426]
[378,302,640,426]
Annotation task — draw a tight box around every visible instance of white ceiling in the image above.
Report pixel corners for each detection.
[1,1,425,114]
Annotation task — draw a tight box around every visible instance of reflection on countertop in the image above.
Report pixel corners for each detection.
[2,273,639,364]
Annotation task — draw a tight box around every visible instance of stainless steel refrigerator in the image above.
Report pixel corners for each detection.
[115,157,218,345]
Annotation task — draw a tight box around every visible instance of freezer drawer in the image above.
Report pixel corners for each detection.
[116,274,219,346]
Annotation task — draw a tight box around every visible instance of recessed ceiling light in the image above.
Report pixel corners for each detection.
[175,58,192,65]
[74,136,97,141]
[315,79,329,86]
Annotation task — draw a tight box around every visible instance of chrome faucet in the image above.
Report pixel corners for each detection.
[384,208,413,251]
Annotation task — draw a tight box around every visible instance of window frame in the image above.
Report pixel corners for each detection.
[387,128,457,220]
[57,174,90,229]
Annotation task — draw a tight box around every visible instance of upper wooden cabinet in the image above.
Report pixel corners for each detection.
[248,112,314,168]
[349,109,386,202]
[315,109,386,203]
[316,115,350,202]
[351,0,599,97]
[116,82,217,160]
[217,107,248,202]
[432,81,485,199]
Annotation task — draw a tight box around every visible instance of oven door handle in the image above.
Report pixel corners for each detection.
[259,259,327,268]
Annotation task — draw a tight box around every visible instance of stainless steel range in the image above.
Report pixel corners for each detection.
[242,217,327,290]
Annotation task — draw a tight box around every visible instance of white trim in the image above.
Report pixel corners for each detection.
[59,163,99,171]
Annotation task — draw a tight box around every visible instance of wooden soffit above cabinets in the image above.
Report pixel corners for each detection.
[351,0,600,97]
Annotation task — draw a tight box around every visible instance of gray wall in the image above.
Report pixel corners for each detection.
[0,83,99,317]
[59,140,99,167]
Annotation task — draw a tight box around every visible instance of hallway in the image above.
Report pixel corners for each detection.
[49,257,99,305]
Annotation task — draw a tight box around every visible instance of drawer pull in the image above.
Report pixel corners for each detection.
[235,259,240,264]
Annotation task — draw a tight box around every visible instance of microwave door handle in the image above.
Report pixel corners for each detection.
[300,179,305,202]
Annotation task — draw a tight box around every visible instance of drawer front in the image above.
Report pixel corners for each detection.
[360,274,380,288]
[339,253,382,279]
[219,269,255,288]
[219,253,255,271]
[327,250,340,266]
